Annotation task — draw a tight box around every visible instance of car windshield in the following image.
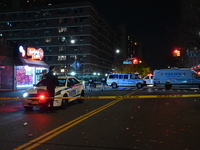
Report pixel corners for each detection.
[36,79,66,86]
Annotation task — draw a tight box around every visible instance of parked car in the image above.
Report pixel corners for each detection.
[22,76,84,110]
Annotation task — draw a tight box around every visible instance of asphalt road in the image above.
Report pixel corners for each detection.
[0,86,200,150]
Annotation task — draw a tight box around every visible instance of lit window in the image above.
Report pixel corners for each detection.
[44,38,52,43]
[58,27,67,33]
[58,56,66,61]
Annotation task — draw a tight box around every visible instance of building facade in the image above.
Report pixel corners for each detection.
[0,2,121,79]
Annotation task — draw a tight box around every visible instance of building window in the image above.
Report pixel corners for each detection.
[59,46,65,52]
[44,38,52,43]
[58,37,66,42]
[58,18,67,23]
[44,30,51,34]
[58,27,67,33]
[58,9,68,14]
[58,55,66,61]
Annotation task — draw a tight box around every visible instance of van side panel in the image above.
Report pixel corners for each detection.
[107,74,145,87]
[153,69,200,87]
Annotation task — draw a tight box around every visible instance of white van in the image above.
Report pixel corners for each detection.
[107,74,145,89]
[153,68,200,89]
[143,74,154,85]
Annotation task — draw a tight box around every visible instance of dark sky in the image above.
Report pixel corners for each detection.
[73,0,181,70]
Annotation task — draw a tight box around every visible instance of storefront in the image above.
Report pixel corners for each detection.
[15,46,48,88]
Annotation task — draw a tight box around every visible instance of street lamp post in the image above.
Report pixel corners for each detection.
[115,49,120,72]
[66,38,75,75]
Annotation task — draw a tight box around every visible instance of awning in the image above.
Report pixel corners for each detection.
[15,57,48,68]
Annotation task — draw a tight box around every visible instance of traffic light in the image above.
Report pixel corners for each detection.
[132,58,138,64]
[173,49,180,57]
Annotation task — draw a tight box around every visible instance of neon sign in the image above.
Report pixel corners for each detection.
[27,47,44,60]
[19,46,44,60]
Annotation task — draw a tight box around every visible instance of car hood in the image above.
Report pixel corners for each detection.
[24,86,67,94]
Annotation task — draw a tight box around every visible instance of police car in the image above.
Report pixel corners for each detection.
[22,76,84,110]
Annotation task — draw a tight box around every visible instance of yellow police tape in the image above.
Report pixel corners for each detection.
[0,94,200,101]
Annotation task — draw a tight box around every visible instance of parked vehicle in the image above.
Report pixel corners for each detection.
[22,76,84,110]
[153,68,200,89]
[107,73,145,89]
[143,74,154,85]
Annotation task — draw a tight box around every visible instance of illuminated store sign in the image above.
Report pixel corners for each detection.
[19,46,44,60]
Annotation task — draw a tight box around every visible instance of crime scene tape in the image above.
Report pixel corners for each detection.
[1,94,200,101]
[25,94,200,99]
[0,97,21,100]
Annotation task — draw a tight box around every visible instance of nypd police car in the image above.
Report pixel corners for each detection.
[22,76,84,110]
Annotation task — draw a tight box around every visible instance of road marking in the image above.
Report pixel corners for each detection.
[14,91,138,150]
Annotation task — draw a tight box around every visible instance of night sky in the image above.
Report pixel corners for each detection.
[72,0,181,70]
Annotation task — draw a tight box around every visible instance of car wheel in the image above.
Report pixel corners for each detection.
[60,94,69,109]
[78,90,84,103]
[24,106,33,111]
[136,83,143,89]
[111,83,118,89]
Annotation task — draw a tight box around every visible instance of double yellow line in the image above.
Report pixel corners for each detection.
[14,91,135,150]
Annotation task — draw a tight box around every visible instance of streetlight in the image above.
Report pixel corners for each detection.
[115,49,120,72]
[66,38,75,73]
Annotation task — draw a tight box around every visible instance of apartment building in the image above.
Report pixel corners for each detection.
[0,2,121,78]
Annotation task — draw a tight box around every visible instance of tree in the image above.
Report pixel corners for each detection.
[115,63,151,77]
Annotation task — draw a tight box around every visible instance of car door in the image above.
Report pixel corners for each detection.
[67,78,76,97]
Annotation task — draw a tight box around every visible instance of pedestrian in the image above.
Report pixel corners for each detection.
[43,66,58,113]
[88,77,93,91]
[101,76,107,91]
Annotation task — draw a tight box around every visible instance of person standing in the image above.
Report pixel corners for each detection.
[101,76,107,91]
[88,77,93,92]
[43,66,58,113]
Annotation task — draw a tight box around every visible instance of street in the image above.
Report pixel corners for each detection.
[0,86,200,150]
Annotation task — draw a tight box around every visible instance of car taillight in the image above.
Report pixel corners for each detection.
[39,94,47,101]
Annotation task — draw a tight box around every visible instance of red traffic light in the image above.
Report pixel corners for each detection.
[173,49,180,57]
[132,58,138,64]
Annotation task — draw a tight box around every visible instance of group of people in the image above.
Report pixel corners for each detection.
[88,76,107,91]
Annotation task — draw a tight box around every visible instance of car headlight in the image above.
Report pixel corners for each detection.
[23,92,29,98]
[55,91,61,96]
